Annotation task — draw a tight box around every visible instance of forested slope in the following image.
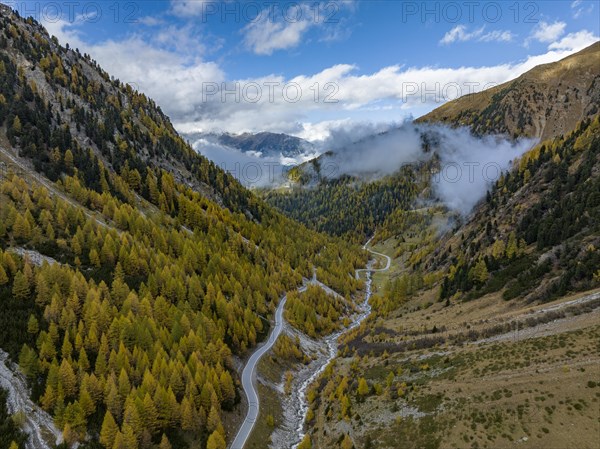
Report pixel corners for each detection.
[263,166,423,242]
[431,116,600,303]
[0,6,366,449]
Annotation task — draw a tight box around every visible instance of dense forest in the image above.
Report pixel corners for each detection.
[284,285,356,338]
[263,166,422,242]
[0,7,367,449]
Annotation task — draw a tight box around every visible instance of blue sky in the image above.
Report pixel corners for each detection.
[4,0,599,140]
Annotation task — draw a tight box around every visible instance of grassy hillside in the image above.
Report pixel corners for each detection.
[417,42,600,140]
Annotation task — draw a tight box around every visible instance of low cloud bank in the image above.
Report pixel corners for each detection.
[430,127,535,214]
[313,122,536,215]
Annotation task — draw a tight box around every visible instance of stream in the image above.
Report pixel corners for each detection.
[275,241,391,449]
[289,265,375,448]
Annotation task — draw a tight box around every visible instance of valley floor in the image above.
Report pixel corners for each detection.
[302,239,600,449]
[242,249,387,449]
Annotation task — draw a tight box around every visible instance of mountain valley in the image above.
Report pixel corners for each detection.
[0,3,598,449]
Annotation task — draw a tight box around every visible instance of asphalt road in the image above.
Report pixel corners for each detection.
[229,289,293,449]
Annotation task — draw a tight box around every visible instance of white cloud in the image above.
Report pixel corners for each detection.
[440,25,480,44]
[548,30,599,51]
[41,16,597,142]
[441,25,514,45]
[170,0,215,17]
[242,4,316,55]
[570,0,594,19]
[430,127,535,215]
[294,119,353,141]
[243,15,313,55]
[152,23,208,55]
[169,1,350,55]
[138,16,165,27]
[479,30,515,43]
[530,21,567,43]
[241,2,358,55]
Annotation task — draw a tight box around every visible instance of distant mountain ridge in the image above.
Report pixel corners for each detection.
[185,131,315,160]
[217,131,314,158]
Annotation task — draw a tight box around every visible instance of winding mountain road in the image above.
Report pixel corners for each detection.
[356,238,391,276]
[230,284,307,449]
[231,238,392,449]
